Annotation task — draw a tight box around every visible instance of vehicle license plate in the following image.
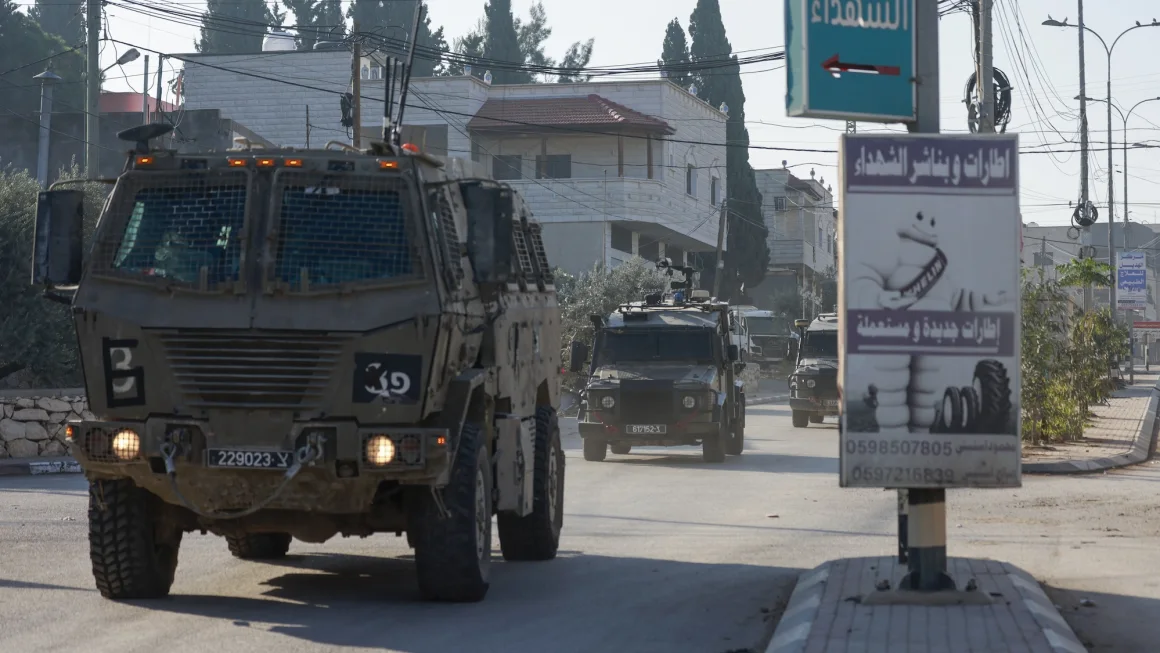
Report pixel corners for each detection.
[824,399,839,407]
[207,449,293,469]
[626,424,667,435]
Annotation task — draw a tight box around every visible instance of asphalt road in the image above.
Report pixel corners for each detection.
[0,404,885,653]
[3,404,1159,653]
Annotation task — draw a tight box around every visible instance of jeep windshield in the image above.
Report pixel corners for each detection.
[272,177,418,290]
[108,182,247,287]
[595,328,716,364]
[800,330,838,358]
[747,316,785,335]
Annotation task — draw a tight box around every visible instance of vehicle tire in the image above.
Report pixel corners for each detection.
[809,413,824,424]
[88,479,182,600]
[973,360,1012,432]
[960,386,981,432]
[936,387,963,433]
[411,421,492,602]
[792,410,810,428]
[609,444,632,455]
[497,406,565,562]
[583,437,607,462]
[226,533,292,559]
[702,426,727,463]
[725,397,745,456]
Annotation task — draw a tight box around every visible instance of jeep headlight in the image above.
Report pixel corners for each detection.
[806,378,816,388]
[600,395,616,409]
[681,395,697,409]
[111,429,141,460]
[365,435,396,466]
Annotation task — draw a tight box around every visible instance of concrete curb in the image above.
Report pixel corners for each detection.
[0,456,82,477]
[1023,385,1159,475]
[1004,564,1088,653]
[764,562,830,653]
[747,393,789,407]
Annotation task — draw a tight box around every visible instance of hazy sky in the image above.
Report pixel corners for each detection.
[63,0,1160,227]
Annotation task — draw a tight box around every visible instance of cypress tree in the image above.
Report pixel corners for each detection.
[481,0,530,84]
[657,18,691,89]
[198,0,280,54]
[30,0,84,47]
[688,0,768,301]
[348,0,448,77]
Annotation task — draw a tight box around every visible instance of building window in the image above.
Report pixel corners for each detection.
[774,196,788,211]
[471,139,482,162]
[535,154,572,180]
[818,226,823,245]
[493,155,522,181]
[686,164,697,197]
[639,238,660,262]
[710,177,719,205]
[610,224,633,254]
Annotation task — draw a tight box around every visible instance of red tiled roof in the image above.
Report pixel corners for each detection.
[467,94,675,135]
[99,92,178,114]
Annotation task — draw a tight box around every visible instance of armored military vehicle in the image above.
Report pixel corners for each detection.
[29,23,563,604]
[739,307,792,372]
[569,263,745,463]
[789,313,840,428]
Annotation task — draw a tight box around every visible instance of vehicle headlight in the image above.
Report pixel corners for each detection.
[806,378,816,388]
[601,395,616,409]
[111,429,141,460]
[682,395,697,409]
[365,435,396,466]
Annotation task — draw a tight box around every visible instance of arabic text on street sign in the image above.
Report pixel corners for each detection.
[1117,251,1147,312]
[786,0,916,122]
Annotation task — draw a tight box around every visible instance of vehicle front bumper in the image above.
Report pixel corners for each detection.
[578,417,720,446]
[66,418,451,514]
[789,396,841,415]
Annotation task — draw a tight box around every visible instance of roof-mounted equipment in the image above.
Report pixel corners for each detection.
[117,123,174,154]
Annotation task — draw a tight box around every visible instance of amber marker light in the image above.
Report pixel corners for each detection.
[379,159,400,170]
[134,155,154,166]
[285,158,304,167]
[256,157,276,168]
[227,158,248,167]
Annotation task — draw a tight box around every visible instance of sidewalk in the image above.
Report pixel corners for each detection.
[1022,371,1159,474]
[766,556,1086,653]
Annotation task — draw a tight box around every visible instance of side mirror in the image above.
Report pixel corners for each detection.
[31,189,85,287]
[569,340,589,373]
[462,183,514,285]
[727,344,740,362]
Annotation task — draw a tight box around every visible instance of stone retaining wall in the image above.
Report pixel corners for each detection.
[0,395,92,459]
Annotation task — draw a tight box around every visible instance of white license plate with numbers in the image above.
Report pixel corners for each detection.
[208,449,293,470]
[626,424,667,435]
[824,400,839,407]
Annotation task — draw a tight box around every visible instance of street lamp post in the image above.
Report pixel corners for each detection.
[1042,18,1160,322]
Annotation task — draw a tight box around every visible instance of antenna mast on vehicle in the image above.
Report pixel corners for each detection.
[381,2,425,152]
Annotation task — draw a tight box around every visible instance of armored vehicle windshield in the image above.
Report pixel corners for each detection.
[799,328,838,358]
[595,328,716,365]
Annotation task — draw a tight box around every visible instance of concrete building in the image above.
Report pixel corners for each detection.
[178,48,728,276]
[747,166,836,318]
[1022,221,1160,321]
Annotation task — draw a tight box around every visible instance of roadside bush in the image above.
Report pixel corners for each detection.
[0,163,109,389]
[1020,268,1129,443]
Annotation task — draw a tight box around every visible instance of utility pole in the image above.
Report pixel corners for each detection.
[1078,0,1093,312]
[352,21,362,149]
[897,0,953,593]
[142,55,150,125]
[1105,53,1117,323]
[85,0,101,179]
[33,69,61,189]
[712,199,728,300]
[976,0,995,132]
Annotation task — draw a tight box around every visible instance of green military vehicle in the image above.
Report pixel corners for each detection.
[570,265,745,463]
[30,44,565,603]
[789,313,840,428]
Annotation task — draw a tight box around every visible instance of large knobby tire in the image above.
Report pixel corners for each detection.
[809,413,824,424]
[583,437,607,462]
[702,425,727,463]
[792,410,809,428]
[725,397,745,456]
[973,360,1012,432]
[88,479,182,600]
[609,444,632,455]
[226,533,292,560]
[497,406,565,562]
[412,422,492,603]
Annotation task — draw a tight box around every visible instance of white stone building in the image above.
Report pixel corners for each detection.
[178,48,728,276]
